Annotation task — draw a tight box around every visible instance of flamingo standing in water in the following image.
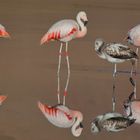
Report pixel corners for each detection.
[40,11,88,105]
[94,38,138,112]
[124,24,140,98]
[38,102,83,137]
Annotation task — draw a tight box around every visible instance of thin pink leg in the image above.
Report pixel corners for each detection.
[63,42,70,105]
[57,43,63,104]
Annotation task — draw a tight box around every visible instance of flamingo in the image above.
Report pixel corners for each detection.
[0,24,9,106]
[0,95,7,105]
[94,38,138,112]
[124,24,140,99]
[38,101,83,137]
[124,92,140,124]
[91,112,135,133]
[40,11,88,105]
[0,24,10,38]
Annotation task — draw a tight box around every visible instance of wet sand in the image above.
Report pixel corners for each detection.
[0,0,140,140]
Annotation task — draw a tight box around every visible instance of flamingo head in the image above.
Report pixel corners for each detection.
[94,38,105,52]
[77,11,88,26]
[71,111,83,137]
[0,24,10,38]
[91,115,103,133]
[123,34,134,45]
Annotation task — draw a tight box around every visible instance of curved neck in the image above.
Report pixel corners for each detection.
[71,111,83,137]
[76,17,87,38]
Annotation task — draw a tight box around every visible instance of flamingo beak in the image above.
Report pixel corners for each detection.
[84,20,88,26]
[123,36,131,42]
[79,122,83,128]
[0,29,10,38]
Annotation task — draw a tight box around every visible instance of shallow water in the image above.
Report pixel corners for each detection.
[0,0,140,140]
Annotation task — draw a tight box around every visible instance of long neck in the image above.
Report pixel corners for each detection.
[76,18,87,38]
[95,44,106,59]
[71,111,83,137]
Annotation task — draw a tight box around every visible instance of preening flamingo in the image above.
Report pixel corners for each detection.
[91,112,135,133]
[94,38,138,112]
[38,101,83,137]
[40,11,88,105]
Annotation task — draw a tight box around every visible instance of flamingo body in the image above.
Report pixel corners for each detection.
[0,24,10,38]
[91,112,135,133]
[38,102,83,137]
[41,20,79,44]
[94,38,138,64]
[40,11,88,45]
[0,95,7,105]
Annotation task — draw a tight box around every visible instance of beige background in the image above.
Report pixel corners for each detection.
[0,0,140,140]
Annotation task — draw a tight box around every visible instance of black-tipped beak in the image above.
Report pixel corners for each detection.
[80,18,88,26]
[123,103,128,109]
[84,20,88,26]
[80,123,83,128]
[127,36,131,40]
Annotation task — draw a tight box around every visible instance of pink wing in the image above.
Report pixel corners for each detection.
[0,95,7,105]
[40,20,78,45]
[38,102,73,120]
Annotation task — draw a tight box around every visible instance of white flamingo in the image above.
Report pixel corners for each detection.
[38,101,83,137]
[91,112,135,133]
[124,92,140,124]
[0,24,10,38]
[124,24,140,99]
[94,38,138,112]
[40,11,88,105]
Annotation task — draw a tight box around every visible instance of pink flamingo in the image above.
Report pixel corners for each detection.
[40,11,88,105]
[124,24,140,98]
[0,24,10,38]
[38,101,83,137]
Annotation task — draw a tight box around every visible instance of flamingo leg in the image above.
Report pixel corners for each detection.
[57,43,63,104]
[112,63,117,112]
[134,47,139,99]
[63,42,70,105]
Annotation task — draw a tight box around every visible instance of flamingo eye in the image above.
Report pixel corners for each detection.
[96,42,99,46]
